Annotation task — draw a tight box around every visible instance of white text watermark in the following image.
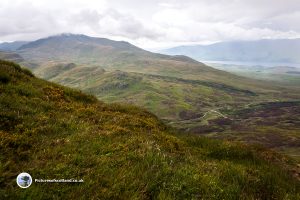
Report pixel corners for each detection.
[35,178,84,183]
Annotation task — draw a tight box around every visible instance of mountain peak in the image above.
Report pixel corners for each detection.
[46,33,92,39]
[17,33,141,52]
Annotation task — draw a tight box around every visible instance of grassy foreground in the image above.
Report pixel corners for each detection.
[1,60,300,199]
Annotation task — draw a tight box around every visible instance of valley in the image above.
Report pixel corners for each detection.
[204,62,300,86]
[1,59,300,198]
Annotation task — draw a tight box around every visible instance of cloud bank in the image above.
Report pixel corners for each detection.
[0,0,299,49]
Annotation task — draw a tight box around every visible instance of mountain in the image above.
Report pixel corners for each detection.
[1,60,299,198]
[16,34,236,83]
[17,33,203,68]
[161,39,300,63]
[18,34,296,93]
[0,41,28,51]
[17,34,145,62]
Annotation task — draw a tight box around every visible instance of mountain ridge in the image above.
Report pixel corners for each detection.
[161,38,300,63]
[0,41,28,51]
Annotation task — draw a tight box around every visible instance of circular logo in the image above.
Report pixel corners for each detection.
[16,172,32,188]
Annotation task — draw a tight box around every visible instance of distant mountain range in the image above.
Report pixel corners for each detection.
[0,41,28,51]
[161,39,300,63]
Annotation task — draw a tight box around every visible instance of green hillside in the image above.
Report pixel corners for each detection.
[1,60,300,199]
[7,34,300,159]
[33,62,300,159]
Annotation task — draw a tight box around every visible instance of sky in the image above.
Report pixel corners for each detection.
[1,0,300,50]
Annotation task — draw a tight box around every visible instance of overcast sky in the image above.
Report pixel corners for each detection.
[1,0,300,49]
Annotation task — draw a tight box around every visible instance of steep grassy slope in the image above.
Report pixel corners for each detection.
[1,60,300,199]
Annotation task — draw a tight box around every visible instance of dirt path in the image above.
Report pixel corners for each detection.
[201,110,227,119]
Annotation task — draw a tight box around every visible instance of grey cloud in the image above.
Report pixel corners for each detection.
[0,1,62,40]
[0,0,299,48]
[72,8,163,39]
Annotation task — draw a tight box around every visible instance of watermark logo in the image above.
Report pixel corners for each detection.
[16,172,32,188]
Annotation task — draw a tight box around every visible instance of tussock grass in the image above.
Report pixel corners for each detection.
[1,60,299,199]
